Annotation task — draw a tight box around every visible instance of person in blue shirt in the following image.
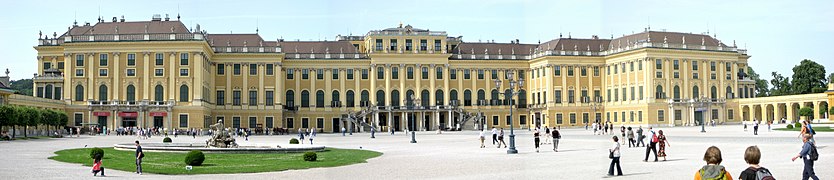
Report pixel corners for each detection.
[791,134,818,180]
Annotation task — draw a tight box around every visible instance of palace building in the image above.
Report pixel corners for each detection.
[33,14,764,133]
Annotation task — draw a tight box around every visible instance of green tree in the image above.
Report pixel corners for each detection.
[828,72,834,84]
[830,106,834,115]
[799,107,814,120]
[770,72,792,96]
[0,106,9,133]
[791,59,827,94]
[747,66,770,97]
[9,79,33,96]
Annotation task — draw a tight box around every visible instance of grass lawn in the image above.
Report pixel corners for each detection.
[774,126,834,132]
[49,147,382,175]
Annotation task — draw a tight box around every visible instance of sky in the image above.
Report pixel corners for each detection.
[1,0,832,84]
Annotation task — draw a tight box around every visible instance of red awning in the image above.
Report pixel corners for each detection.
[118,112,139,118]
[149,112,168,117]
[92,112,110,116]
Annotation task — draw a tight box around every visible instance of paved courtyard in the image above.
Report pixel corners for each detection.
[0,124,830,179]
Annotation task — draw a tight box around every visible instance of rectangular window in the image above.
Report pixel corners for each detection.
[287,69,294,79]
[265,91,274,106]
[302,69,309,79]
[216,91,225,105]
[464,69,471,79]
[712,109,719,120]
[217,65,225,75]
[582,113,589,124]
[423,67,430,79]
[593,66,600,76]
[607,89,611,102]
[630,62,634,72]
[249,117,257,128]
[420,39,427,51]
[233,90,241,106]
[180,69,189,76]
[347,69,354,79]
[607,112,611,122]
[74,113,83,126]
[233,117,241,128]
[126,69,136,76]
[656,71,662,78]
[57,62,64,69]
[75,69,84,77]
[155,53,163,65]
[491,70,498,79]
[630,87,635,100]
[639,86,644,100]
[568,90,575,103]
[43,62,52,70]
[674,60,679,70]
[450,69,457,79]
[506,116,511,125]
[477,69,484,79]
[567,66,574,76]
[556,113,563,124]
[581,67,587,76]
[656,59,662,69]
[727,109,734,120]
[614,89,618,102]
[569,113,576,124]
[621,88,626,101]
[266,117,274,128]
[318,69,325,80]
[249,90,257,106]
[407,67,414,79]
[332,68,339,79]
[658,110,665,121]
[286,118,294,129]
[711,73,717,80]
[554,66,561,76]
[99,69,108,76]
[179,114,188,128]
[711,62,716,71]
[377,67,384,80]
[607,66,611,75]
[317,118,324,129]
[726,62,732,72]
[127,54,136,66]
[375,39,383,51]
[638,111,643,122]
[674,72,680,79]
[99,54,108,66]
[234,64,241,75]
[692,60,699,70]
[362,69,368,79]
[437,67,443,79]
[622,112,626,122]
[693,72,699,79]
[405,39,412,51]
[639,61,643,70]
[390,39,398,51]
[434,40,441,51]
[154,69,163,76]
[554,90,562,103]
[180,53,189,65]
[266,64,274,75]
[675,110,683,120]
[250,64,258,75]
[75,55,84,66]
[493,116,499,125]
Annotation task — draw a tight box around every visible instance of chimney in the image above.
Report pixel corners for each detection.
[165,14,170,21]
[120,15,125,22]
[112,17,117,22]
[592,35,599,39]
[151,14,161,21]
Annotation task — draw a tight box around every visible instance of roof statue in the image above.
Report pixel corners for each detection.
[587,45,590,51]
[682,36,686,44]
[498,49,501,55]
[511,48,514,55]
[647,32,651,42]
[701,37,705,46]
[573,45,577,51]
[664,36,667,44]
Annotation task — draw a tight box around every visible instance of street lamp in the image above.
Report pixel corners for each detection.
[409,95,420,143]
[691,96,711,133]
[494,71,524,154]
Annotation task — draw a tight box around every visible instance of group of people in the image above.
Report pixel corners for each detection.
[297,128,318,144]
[89,140,145,177]
[592,122,615,135]
[607,126,670,176]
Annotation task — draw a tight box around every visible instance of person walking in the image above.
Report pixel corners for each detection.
[91,154,105,177]
[533,128,541,153]
[544,127,551,144]
[626,127,635,148]
[608,136,622,176]
[636,126,645,147]
[643,127,658,162]
[657,130,670,161]
[491,127,498,145]
[342,127,346,136]
[620,126,626,145]
[753,119,759,135]
[694,146,732,180]
[552,127,561,152]
[767,121,772,132]
[792,134,819,180]
[309,131,315,144]
[135,140,144,175]
[739,146,775,180]
[497,128,507,148]
[298,128,305,144]
[593,122,599,135]
[479,129,486,148]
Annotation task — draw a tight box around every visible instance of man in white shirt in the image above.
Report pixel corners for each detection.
[491,127,498,145]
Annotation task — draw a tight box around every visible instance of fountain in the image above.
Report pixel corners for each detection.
[206,119,239,148]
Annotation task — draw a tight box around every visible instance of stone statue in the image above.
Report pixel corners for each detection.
[206,119,238,148]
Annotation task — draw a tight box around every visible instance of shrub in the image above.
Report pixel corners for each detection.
[303,152,317,161]
[184,150,205,166]
[795,122,802,129]
[89,147,104,159]
[289,138,299,144]
[786,124,794,129]
[163,137,172,143]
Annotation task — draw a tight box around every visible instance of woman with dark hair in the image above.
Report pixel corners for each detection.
[694,146,732,180]
[657,130,670,161]
[608,136,622,176]
[91,155,105,177]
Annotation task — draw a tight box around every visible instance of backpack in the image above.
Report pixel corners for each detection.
[809,144,819,161]
[755,168,775,180]
[651,132,659,143]
[807,125,816,135]
[553,130,561,139]
[699,168,730,180]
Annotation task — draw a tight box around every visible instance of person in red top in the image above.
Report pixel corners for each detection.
[92,155,105,177]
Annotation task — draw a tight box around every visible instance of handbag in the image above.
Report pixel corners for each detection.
[609,150,614,159]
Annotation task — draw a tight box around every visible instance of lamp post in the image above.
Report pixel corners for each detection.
[494,71,524,154]
[409,95,420,143]
[691,96,710,133]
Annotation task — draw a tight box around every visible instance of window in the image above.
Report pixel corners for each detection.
[423,67,430,79]
[180,53,189,65]
[450,69,457,79]
[621,63,626,73]
[361,69,368,79]
[613,89,618,102]
[464,69,471,79]
[491,70,498,79]
[266,117,274,128]
[179,114,189,128]
[126,69,136,76]
[567,66,574,76]
[286,118,294,128]
[639,86,644,100]
[155,53,163,65]
[98,85,108,101]
[622,88,627,101]
[593,66,600,76]
[710,62,716,71]
[405,39,412,51]
[217,64,225,75]
[492,116,499,126]
[332,68,339,79]
[99,69,108,76]
[179,85,189,102]
[43,62,52,70]
[437,67,444,79]
[302,118,309,128]
[674,72,680,79]
[390,39,398,51]
[693,72,699,79]
[631,87,635,100]
[711,73,717,80]
[391,67,400,79]
[420,39,427,51]
[613,112,618,122]
[180,69,189,76]
[249,117,257,128]
[568,90,575,103]
[675,110,683,120]
[127,54,136,66]
[154,85,164,102]
[75,69,84,77]
[658,110,665,121]
[554,90,562,103]
[692,60,699,70]
[406,67,414,79]
[630,62,634,72]
[376,67,384,80]
[75,55,84,66]
[74,85,84,101]
[216,91,225,105]
[266,64,274,75]
[247,64,257,75]
[673,60,679,70]
[581,90,588,102]
[74,113,83,126]
[554,66,561,76]
[99,54,108,66]
[57,62,64,69]
[506,116,511,125]
[580,67,587,76]
[639,61,643,70]
[301,90,310,107]
[583,113,589,124]
[630,111,634,122]
[346,90,354,107]
[346,69,354,79]
[607,66,610,75]
[477,69,484,79]
[569,113,577,124]
[249,90,257,106]
[234,64,241,75]
[556,113,563,124]
[317,90,326,107]
[655,59,662,69]
[302,69,309,79]
[712,109,719,120]
[233,117,241,128]
[375,39,383,51]
[726,62,732,72]
[287,68,294,79]
[318,69,325,80]
[434,40,441,50]
[656,72,662,78]
[317,118,324,129]
[727,109,735,120]
[286,90,295,107]
[233,90,241,105]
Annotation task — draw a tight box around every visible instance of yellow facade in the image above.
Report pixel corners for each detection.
[33,18,786,133]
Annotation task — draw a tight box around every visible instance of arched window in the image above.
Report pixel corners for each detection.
[376,90,385,106]
[332,90,340,106]
[406,90,415,107]
[655,85,664,99]
[345,90,354,107]
[126,85,136,102]
[477,90,486,105]
[491,89,499,106]
[154,85,164,101]
[316,90,325,107]
[285,90,295,107]
[726,86,733,99]
[504,89,512,105]
[435,90,444,106]
[179,85,189,102]
[692,86,700,99]
[45,84,53,99]
[711,86,718,99]
[74,85,84,101]
[98,85,108,101]
[391,90,400,107]
[300,90,310,107]
[673,85,680,99]
[361,90,369,107]
[421,90,430,107]
[463,90,472,106]
[517,89,527,106]
[449,90,458,106]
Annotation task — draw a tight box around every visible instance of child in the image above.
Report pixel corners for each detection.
[92,155,105,177]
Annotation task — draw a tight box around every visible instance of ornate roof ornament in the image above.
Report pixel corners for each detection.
[664,36,667,44]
